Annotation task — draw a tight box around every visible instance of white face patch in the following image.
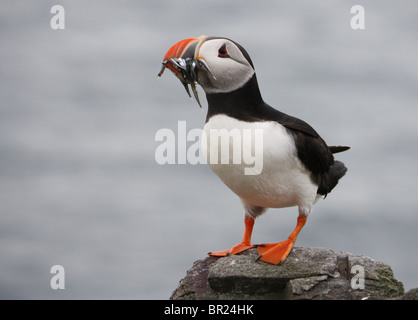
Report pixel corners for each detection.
[197,39,255,94]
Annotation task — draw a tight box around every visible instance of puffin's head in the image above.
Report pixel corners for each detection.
[158,35,255,108]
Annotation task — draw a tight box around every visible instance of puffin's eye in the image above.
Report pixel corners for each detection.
[218,44,229,58]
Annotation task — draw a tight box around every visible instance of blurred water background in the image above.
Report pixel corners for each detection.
[1,1,417,299]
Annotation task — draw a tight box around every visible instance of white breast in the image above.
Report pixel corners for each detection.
[202,114,318,211]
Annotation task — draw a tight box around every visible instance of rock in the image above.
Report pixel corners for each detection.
[170,247,405,300]
[397,288,418,300]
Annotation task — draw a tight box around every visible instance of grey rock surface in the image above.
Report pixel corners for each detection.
[170,247,405,300]
[397,288,418,300]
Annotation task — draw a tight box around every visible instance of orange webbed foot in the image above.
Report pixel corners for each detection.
[209,242,255,257]
[256,215,307,265]
[255,239,295,265]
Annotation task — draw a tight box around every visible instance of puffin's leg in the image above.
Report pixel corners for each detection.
[256,215,307,265]
[209,217,255,257]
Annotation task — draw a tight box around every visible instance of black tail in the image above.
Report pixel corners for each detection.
[329,146,350,154]
[317,160,348,198]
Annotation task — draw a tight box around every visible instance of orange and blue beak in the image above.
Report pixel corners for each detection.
[157,36,214,108]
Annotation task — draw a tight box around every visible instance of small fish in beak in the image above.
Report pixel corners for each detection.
[157,37,215,109]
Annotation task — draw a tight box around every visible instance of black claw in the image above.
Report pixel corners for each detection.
[254,243,266,247]
[225,252,231,257]
[255,254,263,262]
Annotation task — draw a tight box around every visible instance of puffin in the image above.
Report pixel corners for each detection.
[158,35,349,265]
